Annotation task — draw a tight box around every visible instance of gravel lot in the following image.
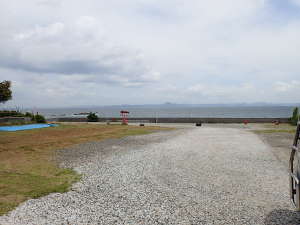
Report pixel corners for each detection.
[255,131,294,170]
[1,126,300,225]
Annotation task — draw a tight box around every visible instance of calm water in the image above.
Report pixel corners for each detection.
[30,106,297,118]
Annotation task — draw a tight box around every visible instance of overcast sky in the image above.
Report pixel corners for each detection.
[1,0,300,108]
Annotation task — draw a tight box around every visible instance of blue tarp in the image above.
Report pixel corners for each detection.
[0,124,58,131]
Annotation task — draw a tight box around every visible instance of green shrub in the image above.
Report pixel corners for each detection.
[33,114,46,123]
[25,112,34,118]
[87,112,99,122]
[291,107,299,126]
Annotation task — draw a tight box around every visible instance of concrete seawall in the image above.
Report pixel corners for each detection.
[48,117,290,123]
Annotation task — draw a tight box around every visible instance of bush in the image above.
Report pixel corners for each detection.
[25,112,34,118]
[33,114,46,123]
[291,107,299,126]
[0,110,24,117]
[87,112,99,122]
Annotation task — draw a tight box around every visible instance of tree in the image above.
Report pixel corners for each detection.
[33,114,46,123]
[291,107,299,126]
[0,80,12,104]
[87,112,99,122]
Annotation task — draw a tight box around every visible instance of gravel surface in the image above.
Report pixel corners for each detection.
[1,127,300,225]
[255,131,294,170]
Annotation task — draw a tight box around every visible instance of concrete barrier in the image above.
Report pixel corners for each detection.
[48,117,290,124]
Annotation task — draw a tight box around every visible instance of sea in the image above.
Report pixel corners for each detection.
[25,105,299,119]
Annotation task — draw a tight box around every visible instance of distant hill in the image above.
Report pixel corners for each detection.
[102,102,300,108]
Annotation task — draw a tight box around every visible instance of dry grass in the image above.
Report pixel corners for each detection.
[253,123,296,134]
[0,123,170,215]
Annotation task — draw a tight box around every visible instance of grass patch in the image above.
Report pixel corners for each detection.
[261,123,295,129]
[253,123,296,134]
[0,123,170,215]
[254,129,296,134]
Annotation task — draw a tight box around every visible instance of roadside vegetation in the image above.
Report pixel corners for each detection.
[0,123,171,215]
[0,111,47,126]
[290,107,299,126]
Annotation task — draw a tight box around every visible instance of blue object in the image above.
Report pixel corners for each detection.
[0,124,58,131]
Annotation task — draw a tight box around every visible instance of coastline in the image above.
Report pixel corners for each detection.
[48,117,290,124]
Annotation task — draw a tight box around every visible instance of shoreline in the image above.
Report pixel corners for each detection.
[48,117,290,124]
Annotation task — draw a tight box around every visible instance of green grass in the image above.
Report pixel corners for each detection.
[0,169,80,215]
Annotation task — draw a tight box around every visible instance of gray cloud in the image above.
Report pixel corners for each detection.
[0,18,160,87]
[1,58,117,75]
[1,0,300,107]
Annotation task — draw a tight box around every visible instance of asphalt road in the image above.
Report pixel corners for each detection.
[1,127,300,224]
